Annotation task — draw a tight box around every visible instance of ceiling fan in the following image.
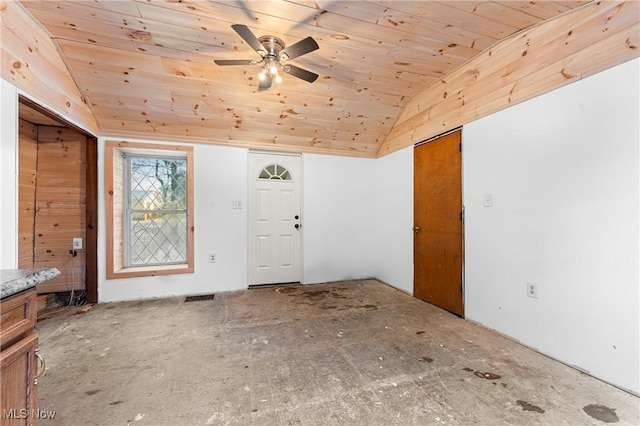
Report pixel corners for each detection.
[214,24,319,91]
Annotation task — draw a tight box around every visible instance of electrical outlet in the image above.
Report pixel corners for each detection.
[527,282,538,298]
[72,238,83,250]
[209,253,216,263]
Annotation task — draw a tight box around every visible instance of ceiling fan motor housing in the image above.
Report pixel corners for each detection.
[259,35,286,59]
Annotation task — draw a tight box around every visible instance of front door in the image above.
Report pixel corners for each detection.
[248,152,302,285]
[414,129,464,316]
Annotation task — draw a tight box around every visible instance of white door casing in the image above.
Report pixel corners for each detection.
[248,152,301,285]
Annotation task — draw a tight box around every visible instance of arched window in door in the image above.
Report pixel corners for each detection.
[258,164,292,181]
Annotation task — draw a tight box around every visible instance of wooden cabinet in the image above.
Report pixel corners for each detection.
[1,289,39,426]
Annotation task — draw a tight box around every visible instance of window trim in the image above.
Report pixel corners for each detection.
[106,141,194,279]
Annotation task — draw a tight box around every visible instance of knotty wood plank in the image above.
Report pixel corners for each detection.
[394,0,629,127]
[18,119,38,269]
[135,0,398,57]
[30,0,143,18]
[56,39,167,73]
[34,126,88,293]
[379,1,639,156]
[375,1,521,39]
[103,128,378,158]
[26,6,233,59]
[0,1,98,133]
[286,0,497,50]
[23,1,142,28]
[143,0,404,55]
[383,5,640,156]
[445,2,542,29]
[494,1,588,20]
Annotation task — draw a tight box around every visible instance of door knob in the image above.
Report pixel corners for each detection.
[295,224,300,229]
[295,215,299,220]
[413,226,420,233]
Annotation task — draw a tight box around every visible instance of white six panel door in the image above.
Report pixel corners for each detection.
[248,152,301,285]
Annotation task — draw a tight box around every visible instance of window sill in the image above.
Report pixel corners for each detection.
[107,264,193,280]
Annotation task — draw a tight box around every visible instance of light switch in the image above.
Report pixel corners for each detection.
[232,200,243,209]
[483,194,493,207]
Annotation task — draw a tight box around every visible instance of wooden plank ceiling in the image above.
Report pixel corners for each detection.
[21,0,592,157]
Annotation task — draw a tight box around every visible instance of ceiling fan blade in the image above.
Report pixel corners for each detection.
[231,24,267,56]
[214,59,256,66]
[279,37,319,61]
[283,64,318,83]
[258,73,273,91]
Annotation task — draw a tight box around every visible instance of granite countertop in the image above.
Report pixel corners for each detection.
[0,268,61,300]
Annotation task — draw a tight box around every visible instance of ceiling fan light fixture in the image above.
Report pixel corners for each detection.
[275,75,283,84]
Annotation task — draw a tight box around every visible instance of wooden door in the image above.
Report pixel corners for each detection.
[414,129,463,316]
[248,152,302,285]
[0,332,38,426]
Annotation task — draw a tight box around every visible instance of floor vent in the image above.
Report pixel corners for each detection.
[184,294,215,303]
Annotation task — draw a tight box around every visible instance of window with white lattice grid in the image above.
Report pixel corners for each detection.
[106,141,194,279]
[124,155,187,266]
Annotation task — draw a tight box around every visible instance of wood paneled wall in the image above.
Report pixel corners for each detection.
[34,127,87,294]
[18,123,88,294]
[379,0,640,155]
[112,153,124,272]
[18,120,38,269]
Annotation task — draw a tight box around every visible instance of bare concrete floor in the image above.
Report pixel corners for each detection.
[36,280,638,425]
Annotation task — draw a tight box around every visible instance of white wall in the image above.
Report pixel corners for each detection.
[302,154,377,283]
[99,140,249,302]
[374,147,414,293]
[0,79,18,269]
[463,58,639,395]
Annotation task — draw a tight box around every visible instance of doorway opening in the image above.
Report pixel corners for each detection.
[17,96,98,304]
